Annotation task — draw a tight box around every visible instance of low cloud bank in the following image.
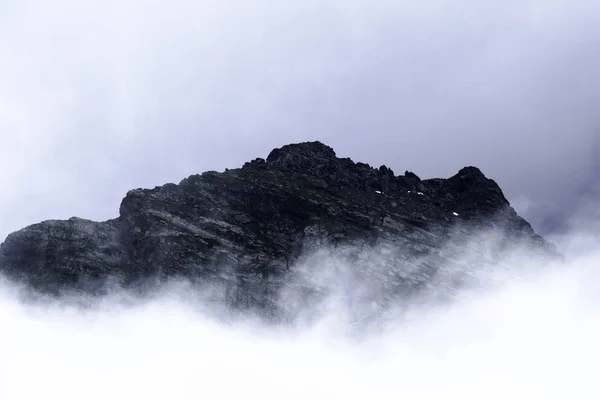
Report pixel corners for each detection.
[1,224,599,399]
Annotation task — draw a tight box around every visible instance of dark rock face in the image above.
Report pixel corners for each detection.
[0,141,558,319]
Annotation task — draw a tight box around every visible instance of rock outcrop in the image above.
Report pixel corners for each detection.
[0,141,559,320]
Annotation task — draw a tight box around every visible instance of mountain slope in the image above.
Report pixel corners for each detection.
[0,141,558,319]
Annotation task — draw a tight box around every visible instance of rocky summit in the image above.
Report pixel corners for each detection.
[0,141,559,321]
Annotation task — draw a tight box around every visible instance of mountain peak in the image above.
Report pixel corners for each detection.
[266,141,337,171]
[0,141,558,320]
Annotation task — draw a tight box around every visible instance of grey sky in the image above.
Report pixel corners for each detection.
[1,0,599,241]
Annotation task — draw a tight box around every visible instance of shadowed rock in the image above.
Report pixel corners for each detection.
[0,141,559,320]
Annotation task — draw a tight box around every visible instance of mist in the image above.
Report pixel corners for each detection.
[0,229,598,399]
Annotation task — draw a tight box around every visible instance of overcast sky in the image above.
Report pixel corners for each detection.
[1,0,599,241]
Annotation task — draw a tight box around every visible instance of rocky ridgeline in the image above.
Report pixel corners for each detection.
[0,141,559,320]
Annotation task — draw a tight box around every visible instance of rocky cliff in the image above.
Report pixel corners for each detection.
[0,141,559,320]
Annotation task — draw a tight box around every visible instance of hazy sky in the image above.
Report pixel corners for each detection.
[1,0,599,241]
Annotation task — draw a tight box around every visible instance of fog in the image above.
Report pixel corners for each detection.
[0,229,599,399]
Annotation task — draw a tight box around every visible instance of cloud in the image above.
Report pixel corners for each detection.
[0,230,599,399]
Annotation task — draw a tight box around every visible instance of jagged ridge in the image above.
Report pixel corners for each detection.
[0,141,558,318]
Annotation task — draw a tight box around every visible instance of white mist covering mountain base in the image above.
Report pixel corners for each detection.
[0,227,599,399]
